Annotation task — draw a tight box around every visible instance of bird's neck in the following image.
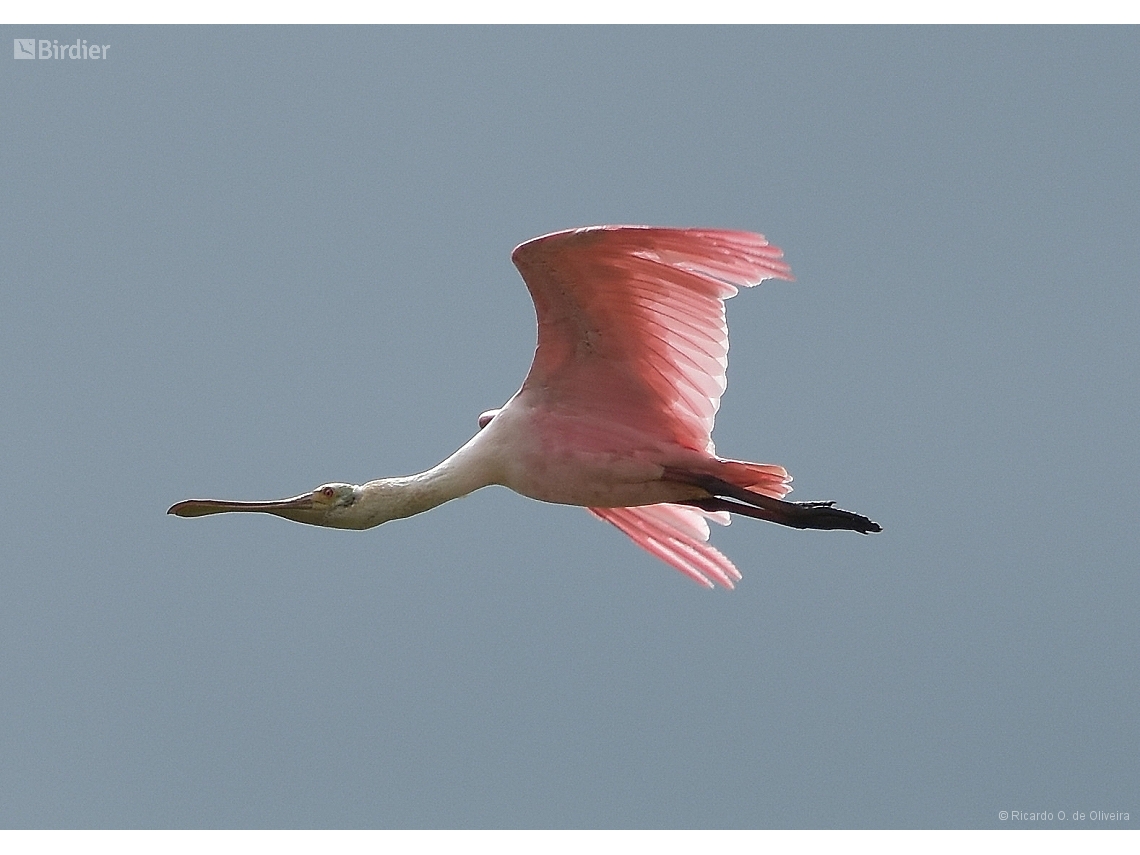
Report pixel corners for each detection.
[351,435,499,528]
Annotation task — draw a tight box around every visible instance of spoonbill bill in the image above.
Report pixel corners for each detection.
[169,226,880,588]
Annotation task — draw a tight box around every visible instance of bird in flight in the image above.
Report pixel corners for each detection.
[169,226,880,588]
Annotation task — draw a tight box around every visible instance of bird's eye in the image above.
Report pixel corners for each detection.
[322,486,335,498]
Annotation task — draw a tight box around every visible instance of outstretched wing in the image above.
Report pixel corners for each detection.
[511,226,793,454]
[587,504,738,589]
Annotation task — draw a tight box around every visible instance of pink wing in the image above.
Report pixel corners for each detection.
[512,226,793,454]
[588,504,740,589]
[512,226,794,587]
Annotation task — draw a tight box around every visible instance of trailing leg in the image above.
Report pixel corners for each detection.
[664,468,882,534]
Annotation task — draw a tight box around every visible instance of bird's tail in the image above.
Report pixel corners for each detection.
[714,458,792,500]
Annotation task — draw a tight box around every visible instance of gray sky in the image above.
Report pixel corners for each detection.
[2,27,1137,829]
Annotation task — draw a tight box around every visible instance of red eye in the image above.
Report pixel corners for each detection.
[322,486,335,498]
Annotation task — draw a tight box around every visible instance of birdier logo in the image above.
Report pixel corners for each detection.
[14,38,110,59]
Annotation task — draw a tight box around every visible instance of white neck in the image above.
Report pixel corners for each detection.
[347,432,500,529]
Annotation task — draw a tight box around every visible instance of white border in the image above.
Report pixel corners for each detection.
[5,1,1140,24]
[1,830,1139,853]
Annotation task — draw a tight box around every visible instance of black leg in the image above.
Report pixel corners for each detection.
[665,468,882,534]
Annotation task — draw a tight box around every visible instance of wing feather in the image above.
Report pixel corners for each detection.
[587,504,740,589]
[512,226,793,453]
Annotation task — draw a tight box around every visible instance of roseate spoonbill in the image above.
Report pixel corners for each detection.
[169,226,880,588]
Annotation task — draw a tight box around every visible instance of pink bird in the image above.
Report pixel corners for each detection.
[169,226,880,588]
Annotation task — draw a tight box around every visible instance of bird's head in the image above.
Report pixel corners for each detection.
[168,482,363,528]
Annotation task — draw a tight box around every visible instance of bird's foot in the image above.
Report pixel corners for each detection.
[788,500,881,533]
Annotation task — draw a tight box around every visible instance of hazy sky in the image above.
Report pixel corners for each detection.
[2,27,1137,829]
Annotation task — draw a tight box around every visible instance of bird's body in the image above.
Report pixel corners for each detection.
[170,226,880,588]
